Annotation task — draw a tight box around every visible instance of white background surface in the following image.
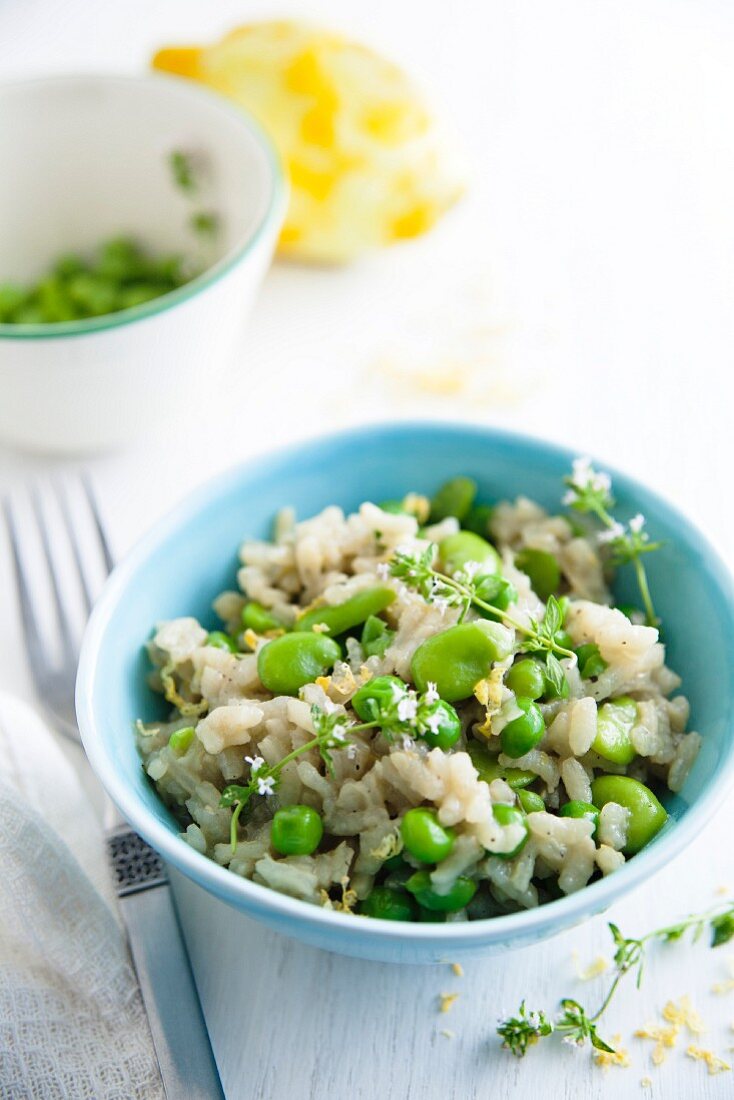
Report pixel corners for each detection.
[2,1,734,1096]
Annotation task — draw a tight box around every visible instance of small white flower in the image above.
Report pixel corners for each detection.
[376,561,390,580]
[245,755,265,774]
[424,681,439,704]
[423,711,442,734]
[562,489,578,506]
[397,696,418,723]
[256,775,276,796]
[433,596,450,615]
[570,456,611,495]
[562,1035,583,1049]
[597,521,626,544]
[346,742,358,759]
[330,722,349,743]
[462,560,481,580]
[629,513,645,533]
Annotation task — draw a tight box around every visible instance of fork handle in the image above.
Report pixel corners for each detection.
[120,883,225,1099]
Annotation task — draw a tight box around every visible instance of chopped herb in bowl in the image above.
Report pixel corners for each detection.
[0,237,196,325]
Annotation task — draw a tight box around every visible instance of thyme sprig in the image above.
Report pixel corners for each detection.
[562,457,662,627]
[498,900,734,1058]
[388,547,575,662]
[220,683,443,851]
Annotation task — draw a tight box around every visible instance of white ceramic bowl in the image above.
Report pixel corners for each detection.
[0,74,287,453]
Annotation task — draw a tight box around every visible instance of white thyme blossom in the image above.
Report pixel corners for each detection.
[433,596,451,615]
[462,560,481,580]
[562,1035,584,1049]
[597,521,626,544]
[629,513,645,533]
[397,696,418,723]
[424,681,439,704]
[245,755,265,774]
[424,711,443,734]
[256,775,276,796]
[330,722,349,743]
[376,561,390,580]
[569,456,612,494]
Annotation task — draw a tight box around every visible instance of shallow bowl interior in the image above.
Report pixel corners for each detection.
[77,423,734,963]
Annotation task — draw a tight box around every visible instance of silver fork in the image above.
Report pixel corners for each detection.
[3,477,224,1100]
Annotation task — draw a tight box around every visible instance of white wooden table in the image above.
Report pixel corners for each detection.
[2,1,734,1096]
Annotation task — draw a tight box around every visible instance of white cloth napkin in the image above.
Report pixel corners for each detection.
[0,692,164,1100]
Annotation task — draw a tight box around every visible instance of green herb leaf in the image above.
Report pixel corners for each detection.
[711,912,734,948]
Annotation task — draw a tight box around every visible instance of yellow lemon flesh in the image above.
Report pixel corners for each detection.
[153,22,465,263]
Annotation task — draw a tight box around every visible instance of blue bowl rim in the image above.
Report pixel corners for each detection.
[76,420,734,945]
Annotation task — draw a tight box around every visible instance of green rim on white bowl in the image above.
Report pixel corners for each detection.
[0,73,288,342]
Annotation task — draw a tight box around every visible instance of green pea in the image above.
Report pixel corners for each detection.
[0,283,29,322]
[360,614,394,658]
[37,277,76,322]
[555,629,573,651]
[378,499,408,515]
[463,503,494,538]
[492,803,529,859]
[53,254,86,279]
[168,726,195,754]
[591,775,667,855]
[257,632,341,695]
[67,272,118,316]
[359,885,417,921]
[506,659,545,700]
[575,643,608,679]
[500,697,545,759]
[466,741,535,788]
[560,800,599,837]
[270,804,324,856]
[401,808,456,863]
[439,531,501,577]
[411,620,514,702]
[406,870,477,912]
[517,789,545,813]
[418,699,461,750]
[242,601,284,634]
[593,696,637,765]
[117,283,167,309]
[557,595,570,621]
[429,477,477,522]
[515,548,561,601]
[352,674,407,721]
[295,585,395,636]
[206,631,238,652]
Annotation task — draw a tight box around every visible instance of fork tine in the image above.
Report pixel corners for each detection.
[2,497,49,670]
[54,480,94,615]
[31,488,77,666]
[81,473,114,576]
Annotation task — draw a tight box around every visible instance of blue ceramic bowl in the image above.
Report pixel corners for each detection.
[76,422,734,963]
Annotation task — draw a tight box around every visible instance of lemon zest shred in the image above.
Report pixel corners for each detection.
[439,992,459,1014]
[572,951,610,981]
[686,1045,731,1074]
[662,996,706,1035]
[451,962,464,978]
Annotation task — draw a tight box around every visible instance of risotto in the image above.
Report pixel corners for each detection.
[136,462,700,922]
